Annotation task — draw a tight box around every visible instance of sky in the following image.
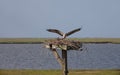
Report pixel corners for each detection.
[0,0,120,38]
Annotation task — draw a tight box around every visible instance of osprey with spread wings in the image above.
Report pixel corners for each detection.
[47,28,81,39]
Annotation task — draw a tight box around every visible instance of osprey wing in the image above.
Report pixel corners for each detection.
[47,29,64,36]
[66,28,81,37]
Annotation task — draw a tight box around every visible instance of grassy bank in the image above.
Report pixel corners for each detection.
[0,38,46,44]
[0,70,120,75]
[0,38,120,44]
[69,38,120,44]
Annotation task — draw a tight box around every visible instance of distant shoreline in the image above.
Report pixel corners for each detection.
[0,38,120,44]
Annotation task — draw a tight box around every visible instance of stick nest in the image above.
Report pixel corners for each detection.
[45,39,82,50]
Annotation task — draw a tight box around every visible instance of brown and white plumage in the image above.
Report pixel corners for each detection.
[46,29,64,36]
[47,28,81,39]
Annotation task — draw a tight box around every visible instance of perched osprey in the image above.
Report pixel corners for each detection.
[47,28,81,39]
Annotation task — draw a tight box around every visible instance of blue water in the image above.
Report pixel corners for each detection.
[0,44,120,69]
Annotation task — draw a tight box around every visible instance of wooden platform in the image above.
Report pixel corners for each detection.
[45,39,82,50]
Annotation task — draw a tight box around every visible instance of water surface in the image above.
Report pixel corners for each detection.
[0,44,120,69]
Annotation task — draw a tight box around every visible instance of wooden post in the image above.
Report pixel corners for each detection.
[51,48,63,67]
[49,44,69,75]
[62,50,68,75]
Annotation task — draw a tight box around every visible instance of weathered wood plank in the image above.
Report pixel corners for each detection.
[45,44,82,50]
